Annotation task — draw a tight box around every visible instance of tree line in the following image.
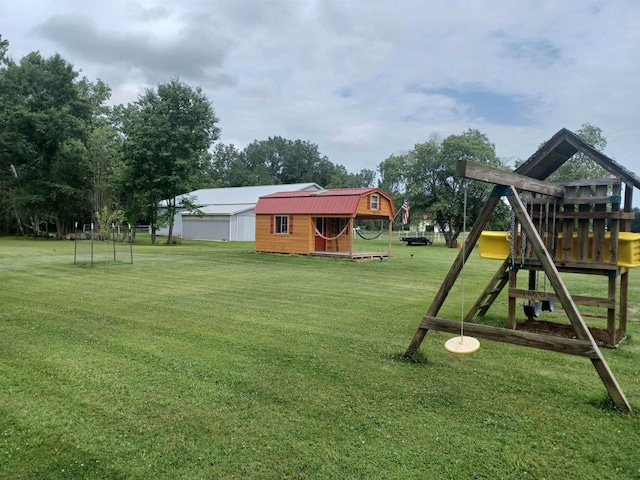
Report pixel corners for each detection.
[375,123,637,246]
[0,36,375,243]
[2,34,633,246]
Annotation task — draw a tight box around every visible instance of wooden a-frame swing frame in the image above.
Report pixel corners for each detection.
[405,160,634,413]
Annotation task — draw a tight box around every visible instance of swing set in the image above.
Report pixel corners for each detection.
[514,196,558,319]
[405,128,640,413]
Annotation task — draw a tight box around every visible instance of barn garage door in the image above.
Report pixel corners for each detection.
[183,217,230,241]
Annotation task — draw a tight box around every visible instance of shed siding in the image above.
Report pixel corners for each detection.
[355,194,394,218]
[255,214,314,254]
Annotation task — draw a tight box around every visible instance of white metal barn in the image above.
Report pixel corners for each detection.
[158,183,322,241]
[181,204,255,241]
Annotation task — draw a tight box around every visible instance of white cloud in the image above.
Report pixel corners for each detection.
[2,0,639,184]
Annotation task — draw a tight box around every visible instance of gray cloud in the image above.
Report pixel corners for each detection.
[5,0,639,191]
[33,13,236,88]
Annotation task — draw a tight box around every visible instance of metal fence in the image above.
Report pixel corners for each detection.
[72,223,134,266]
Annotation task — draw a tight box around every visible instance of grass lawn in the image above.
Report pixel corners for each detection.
[1,235,640,479]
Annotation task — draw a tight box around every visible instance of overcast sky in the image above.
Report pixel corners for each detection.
[2,0,639,180]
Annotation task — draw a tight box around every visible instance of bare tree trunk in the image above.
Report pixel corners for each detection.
[166,222,174,244]
[55,214,64,239]
[443,231,454,248]
[165,197,176,245]
[30,216,40,238]
[14,210,24,236]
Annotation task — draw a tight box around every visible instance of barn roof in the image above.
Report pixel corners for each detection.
[165,183,323,207]
[254,188,393,216]
[515,128,640,188]
[188,203,256,216]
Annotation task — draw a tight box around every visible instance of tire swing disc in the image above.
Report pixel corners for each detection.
[444,336,480,354]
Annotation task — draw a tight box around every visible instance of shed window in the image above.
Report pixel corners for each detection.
[275,215,289,234]
[370,194,379,210]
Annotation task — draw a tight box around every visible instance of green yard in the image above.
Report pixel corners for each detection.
[1,236,639,479]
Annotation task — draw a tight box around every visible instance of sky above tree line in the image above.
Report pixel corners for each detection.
[2,0,639,180]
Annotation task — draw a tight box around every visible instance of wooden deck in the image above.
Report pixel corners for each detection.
[312,251,389,260]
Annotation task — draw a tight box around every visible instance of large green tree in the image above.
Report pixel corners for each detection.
[0,35,8,65]
[88,123,122,223]
[205,136,373,189]
[0,47,107,237]
[327,165,375,188]
[119,78,220,244]
[203,143,249,188]
[243,137,336,186]
[377,153,407,197]
[551,123,610,180]
[404,129,509,247]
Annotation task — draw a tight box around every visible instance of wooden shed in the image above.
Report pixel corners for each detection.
[254,188,395,259]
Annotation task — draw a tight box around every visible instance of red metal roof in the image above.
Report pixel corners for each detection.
[254,188,389,215]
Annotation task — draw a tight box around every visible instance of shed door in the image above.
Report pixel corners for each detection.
[314,217,326,251]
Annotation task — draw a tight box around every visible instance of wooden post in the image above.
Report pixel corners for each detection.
[620,184,632,339]
[593,185,608,263]
[528,270,536,293]
[508,216,520,329]
[607,276,617,347]
[349,217,354,258]
[577,185,591,262]
[608,183,621,346]
[620,269,629,338]
[561,188,576,262]
[610,183,621,266]
[387,216,392,256]
[508,188,632,413]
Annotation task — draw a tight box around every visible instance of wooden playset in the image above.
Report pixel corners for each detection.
[405,128,640,413]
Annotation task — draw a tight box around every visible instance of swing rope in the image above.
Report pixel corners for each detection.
[460,185,467,339]
[312,220,350,241]
[355,227,385,241]
[531,196,553,295]
[523,197,540,316]
[540,198,556,312]
[444,183,480,354]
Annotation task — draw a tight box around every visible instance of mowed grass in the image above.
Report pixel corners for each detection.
[1,236,640,479]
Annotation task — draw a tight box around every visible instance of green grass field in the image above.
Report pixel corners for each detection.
[2,236,640,479]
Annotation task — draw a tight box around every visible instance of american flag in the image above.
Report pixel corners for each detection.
[401,200,410,225]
